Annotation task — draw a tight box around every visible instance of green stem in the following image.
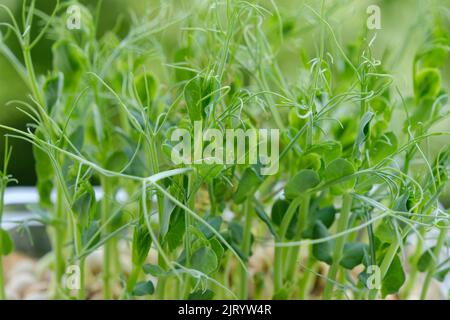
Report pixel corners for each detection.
[273,196,303,294]
[182,171,196,298]
[223,252,233,299]
[285,194,310,284]
[23,47,44,106]
[146,136,167,299]
[420,224,447,300]
[335,271,346,300]
[208,183,217,217]
[156,244,167,300]
[52,185,65,299]
[71,221,85,300]
[126,265,141,294]
[298,247,315,299]
[402,234,423,299]
[78,258,86,300]
[239,197,253,299]
[323,193,352,299]
[101,177,112,300]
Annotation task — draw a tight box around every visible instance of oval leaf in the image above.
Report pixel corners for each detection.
[132,280,155,296]
[284,169,320,200]
[191,247,218,275]
[324,158,355,195]
[0,228,14,256]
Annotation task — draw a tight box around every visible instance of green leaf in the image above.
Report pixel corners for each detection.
[312,221,333,265]
[324,158,355,195]
[234,167,263,204]
[42,74,61,114]
[353,111,374,160]
[197,163,225,182]
[414,68,441,100]
[271,199,297,240]
[163,207,185,252]
[81,221,101,250]
[160,200,175,240]
[131,224,152,266]
[52,40,87,88]
[340,243,368,269]
[369,132,398,165]
[104,151,129,171]
[198,216,222,239]
[228,221,244,244]
[191,247,218,274]
[308,141,342,165]
[417,247,434,272]
[209,237,224,262]
[271,199,290,226]
[316,206,337,229]
[174,47,196,83]
[288,108,307,129]
[303,205,337,239]
[298,153,321,171]
[434,266,450,282]
[334,117,358,150]
[142,264,165,277]
[33,131,54,208]
[69,126,85,151]
[381,254,405,297]
[371,97,389,115]
[134,72,157,107]
[254,205,277,238]
[375,221,397,244]
[72,182,95,227]
[188,289,214,300]
[0,228,14,256]
[417,25,449,68]
[284,169,320,200]
[184,76,218,122]
[132,280,155,296]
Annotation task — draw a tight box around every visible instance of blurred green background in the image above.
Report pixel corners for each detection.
[0,0,449,185]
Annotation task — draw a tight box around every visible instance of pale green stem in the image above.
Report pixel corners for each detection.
[402,233,423,299]
[323,193,352,299]
[298,247,315,299]
[239,197,253,299]
[101,177,112,300]
[182,171,196,298]
[146,136,167,299]
[285,194,310,285]
[78,258,86,300]
[127,265,141,294]
[273,196,303,294]
[23,47,44,106]
[73,224,85,300]
[52,185,65,299]
[420,226,447,300]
